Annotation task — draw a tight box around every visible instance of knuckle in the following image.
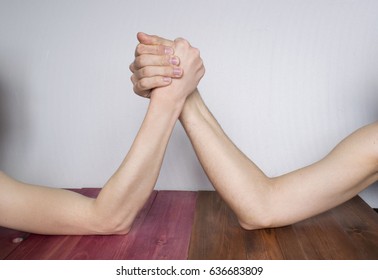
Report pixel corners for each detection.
[182,38,190,46]
[134,56,142,68]
[139,67,148,77]
[200,63,205,74]
[135,55,147,69]
[174,37,183,43]
[133,82,141,94]
[136,43,145,55]
[130,75,136,85]
[133,84,138,93]
[162,55,171,65]
[138,79,149,90]
[174,38,189,48]
[192,47,200,56]
[129,63,134,73]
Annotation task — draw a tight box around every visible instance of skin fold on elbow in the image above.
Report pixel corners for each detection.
[235,179,283,230]
[91,216,133,235]
[237,214,277,231]
[86,203,134,235]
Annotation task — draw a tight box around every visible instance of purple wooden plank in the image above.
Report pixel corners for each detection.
[122,191,198,260]
[63,190,159,260]
[7,190,158,259]
[0,227,30,259]
[0,188,99,259]
[68,188,100,198]
[62,191,197,260]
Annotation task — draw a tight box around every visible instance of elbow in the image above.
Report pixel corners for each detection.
[234,179,279,230]
[235,187,282,230]
[89,214,134,235]
[100,215,134,235]
[97,219,132,235]
[86,196,137,235]
[236,200,295,230]
[104,221,132,235]
[237,213,276,231]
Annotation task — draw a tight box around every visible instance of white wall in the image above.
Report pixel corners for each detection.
[0,0,377,206]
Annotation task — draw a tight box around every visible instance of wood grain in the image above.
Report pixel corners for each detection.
[120,191,197,260]
[0,227,29,259]
[188,191,378,260]
[3,189,377,260]
[188,191,247,259]
[4,189,197,260]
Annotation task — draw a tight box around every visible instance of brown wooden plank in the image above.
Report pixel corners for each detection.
[330,196,378,259]
[244,228,285,259]
[290,208,361,259]
[188,191,378,260]
[189,191,247,259]
[270,226,307,259]
[7,190,158,259]
[189,191,285,259]
[121,191,197,260]
[259,196,378,260]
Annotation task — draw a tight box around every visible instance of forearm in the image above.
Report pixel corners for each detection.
[92,95,184,233]
[0,96,183,235]
[180,91,378,228]
[179,90,271,226]
[0,173,96,235]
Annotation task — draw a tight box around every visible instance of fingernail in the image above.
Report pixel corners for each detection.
[173,67,182,77]
[170,57,179,65]
[165,47,174,55]
[163,77,172,83]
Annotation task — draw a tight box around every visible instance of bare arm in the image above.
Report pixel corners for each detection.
[132,34,378,229]
[0,100,181,235]
[180,91,378,229]
[0,33,204,235]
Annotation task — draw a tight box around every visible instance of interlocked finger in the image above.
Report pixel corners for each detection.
[135,43,174,56]
[134,65,183,79]
[133,54,180,70]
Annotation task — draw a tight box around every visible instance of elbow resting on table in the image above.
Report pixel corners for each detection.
[235,179,284,230]
[238,214,277,231]
[92,216,133,235]
[238,208,290,230]
[86,205,134,235]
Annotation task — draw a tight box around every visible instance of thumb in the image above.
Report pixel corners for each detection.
[137,32,174,47]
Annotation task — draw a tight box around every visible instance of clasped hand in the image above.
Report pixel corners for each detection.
[129,32,205,103]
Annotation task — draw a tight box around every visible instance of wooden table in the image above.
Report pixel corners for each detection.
[1,189,197,260]
[1,190,377,260]
[189,192,378,259]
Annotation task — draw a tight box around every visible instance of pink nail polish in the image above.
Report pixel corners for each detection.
[170,57,179,65]
[163,77,172,83]
[173,68,182,76]
[165,47,174,55]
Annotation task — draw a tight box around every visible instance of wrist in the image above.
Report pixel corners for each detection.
[149,91,185,120]
[150,87,186,109]
[180,89,205,121]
